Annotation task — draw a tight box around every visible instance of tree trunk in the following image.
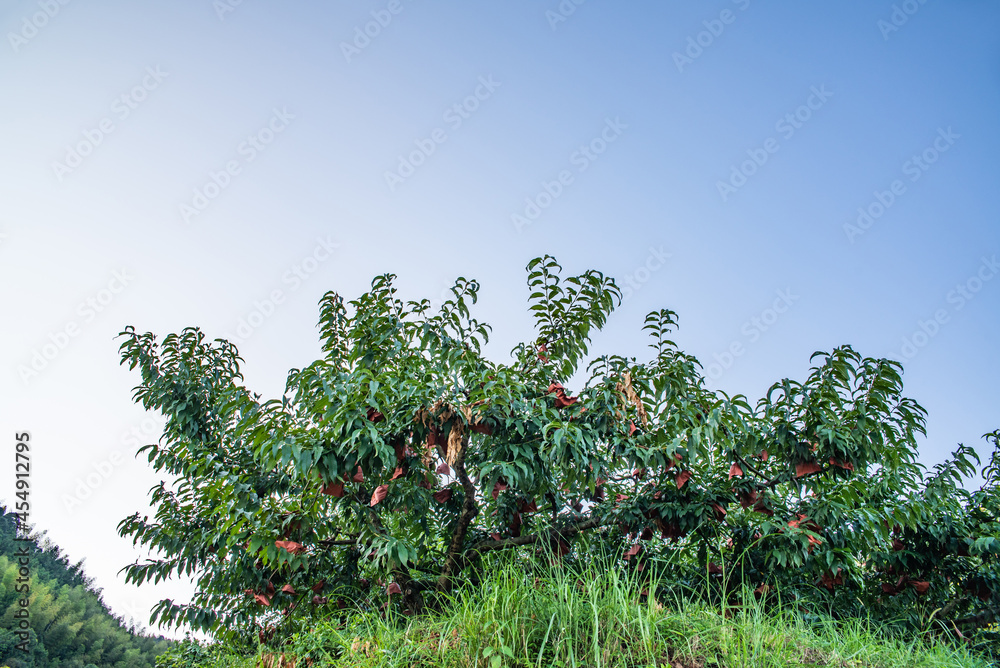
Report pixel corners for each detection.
[436,434,477,593]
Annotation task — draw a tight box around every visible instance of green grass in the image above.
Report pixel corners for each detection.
[172,559,994,668]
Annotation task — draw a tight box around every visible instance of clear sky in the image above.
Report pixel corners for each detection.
[1,0,998,639]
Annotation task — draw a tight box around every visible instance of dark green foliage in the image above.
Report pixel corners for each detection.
[0,511,88,590]
[152,635,244,668]
[0,507,172,667]
[115,256,1000,654]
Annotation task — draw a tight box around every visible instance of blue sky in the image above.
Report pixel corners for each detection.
[1,0,998,638]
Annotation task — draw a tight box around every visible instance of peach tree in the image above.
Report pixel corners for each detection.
[116,256,1000,646]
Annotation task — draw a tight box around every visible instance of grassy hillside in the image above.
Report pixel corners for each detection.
[0,506,172,668]
[158,558,995,668]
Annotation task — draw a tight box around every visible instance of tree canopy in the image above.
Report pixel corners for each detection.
[116,256,1000,648]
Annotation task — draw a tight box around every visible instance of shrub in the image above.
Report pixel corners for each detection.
[116,256,1000,651]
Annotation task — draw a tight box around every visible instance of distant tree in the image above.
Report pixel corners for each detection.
[0,509,173,667]
[116,256,1000,648]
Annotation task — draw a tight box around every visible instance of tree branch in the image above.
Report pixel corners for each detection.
[953,608,997,629]
[436,433,478,593]
[466,516,604,556]
[935,594,968,624]
[734,452,767,480]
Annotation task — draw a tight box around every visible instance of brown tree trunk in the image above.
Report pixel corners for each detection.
[437,434,478,593]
